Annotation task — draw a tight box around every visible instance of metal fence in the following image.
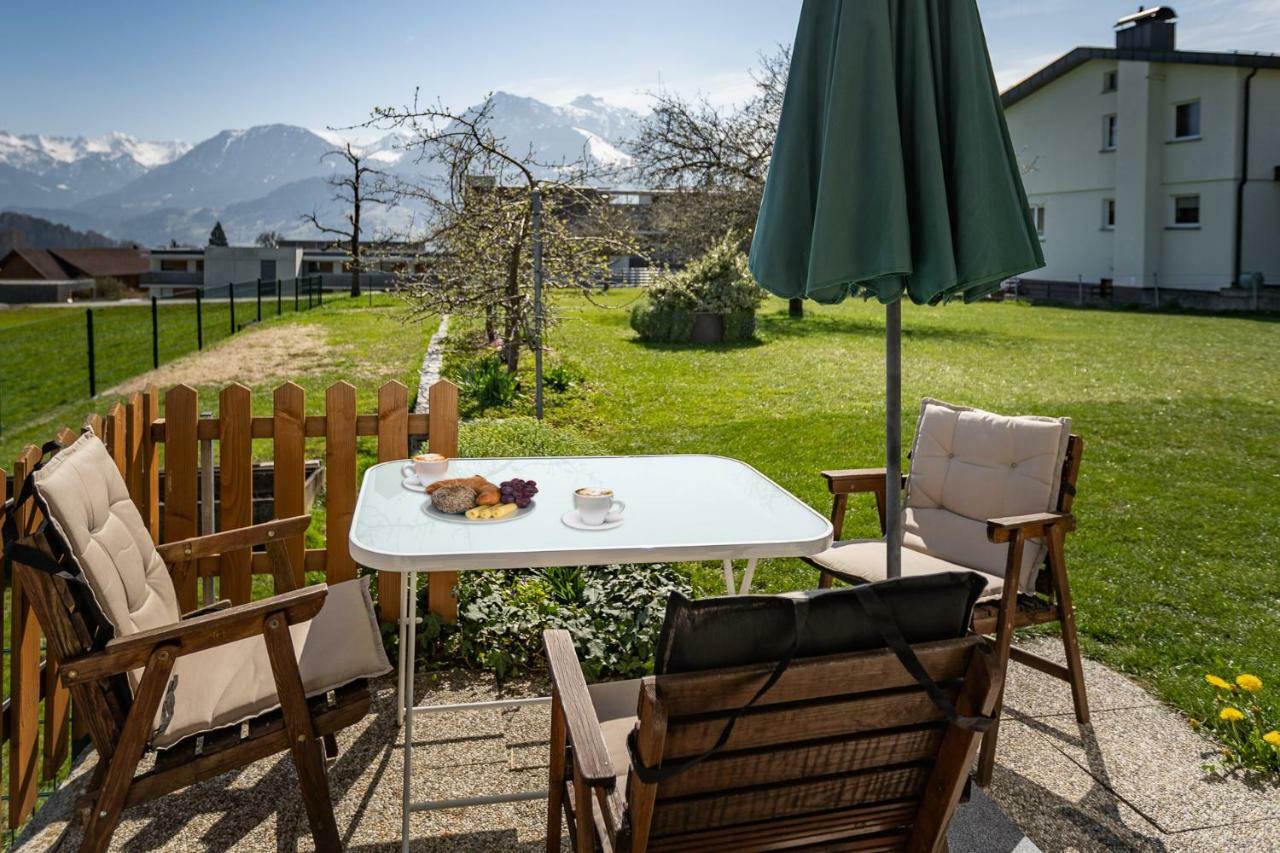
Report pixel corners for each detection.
[0,277,323,440]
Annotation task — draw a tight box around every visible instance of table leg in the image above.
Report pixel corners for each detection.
[397,570,409,728]
[721,559,735,595]
[738,558,759,595]
[402,570,418,853]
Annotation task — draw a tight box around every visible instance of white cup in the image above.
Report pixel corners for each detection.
[403,454,449,484]
[574,487,624,526]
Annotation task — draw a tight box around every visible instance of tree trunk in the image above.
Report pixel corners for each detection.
[350,191,362,298]
[484,304,497,343]
[788,297,804,318]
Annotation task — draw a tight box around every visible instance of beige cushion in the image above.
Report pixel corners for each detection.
[903,399,1070,591]
[588,678,642,787]
[33,432,391,748]
[810,539,1003,600]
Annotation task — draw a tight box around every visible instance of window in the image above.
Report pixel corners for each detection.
[1174,100,1200,139]
[1030,204,1046,237]
[1102,70,1117,92]
[1173,194,1200,226]
[1102,114,1117,150]
[159,259,188,272]
[1102,198,1116,230]
[195,259,204,272]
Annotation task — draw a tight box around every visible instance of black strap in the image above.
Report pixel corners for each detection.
[851,585,993,732]
[628,598,812,784]
[2,439,83,584]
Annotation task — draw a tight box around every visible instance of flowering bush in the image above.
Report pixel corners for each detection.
[1200,671,1280,774]
[630,232,765,342]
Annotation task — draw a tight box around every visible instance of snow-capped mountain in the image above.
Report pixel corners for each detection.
[0,92,644,246]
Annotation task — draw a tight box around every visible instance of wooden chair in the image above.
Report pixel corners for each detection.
[805,399,1089,786]
[545,628,1001,852]
[6,432,389,852]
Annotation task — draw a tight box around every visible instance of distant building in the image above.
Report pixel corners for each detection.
[0,246,148,302]
[1002,6,1280,306]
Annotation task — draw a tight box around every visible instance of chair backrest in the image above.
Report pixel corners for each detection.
[626,635,1000,851]
[904,398,1074,592]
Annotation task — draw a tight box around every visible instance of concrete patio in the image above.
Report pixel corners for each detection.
[18,638,1279,852]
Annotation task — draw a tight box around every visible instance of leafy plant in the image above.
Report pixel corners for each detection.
[630,231,764,342]
[458,416,602,458]
[458,353,520,408]
[544,361,586,393]
[1199,672,1280,775]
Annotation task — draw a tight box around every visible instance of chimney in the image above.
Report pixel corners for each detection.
[1115,6,1177,51]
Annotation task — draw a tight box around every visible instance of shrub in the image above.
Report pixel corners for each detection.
[722,308,758,342]
[544,361,585,393]
[630,231,764,342]
[458,416,602,458]
[458,353,519,408]
[629,303,695,342]
[456,564,688,680]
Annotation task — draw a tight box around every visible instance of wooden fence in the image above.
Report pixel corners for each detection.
[0,378,458,831]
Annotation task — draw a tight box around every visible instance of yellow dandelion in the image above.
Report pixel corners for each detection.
[1219,707,1245,722]
[1264,731,1280,748]
[1205,674,1234,691]
[1235,674,1262,693]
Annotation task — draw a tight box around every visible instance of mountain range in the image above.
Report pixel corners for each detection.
[0,93,644,248]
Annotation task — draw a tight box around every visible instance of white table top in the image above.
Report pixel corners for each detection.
[349,455,833,572]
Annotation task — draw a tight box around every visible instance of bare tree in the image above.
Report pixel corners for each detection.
[301,143,392,297]
[255,230,280,248]
[361,93,639,375]
[631,47,805,315]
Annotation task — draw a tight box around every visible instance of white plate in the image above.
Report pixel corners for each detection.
[561,510,624,531]
[401,477,429,493]
[422,499,536,524]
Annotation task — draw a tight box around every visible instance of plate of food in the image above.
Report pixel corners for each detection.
[421,475,538,524]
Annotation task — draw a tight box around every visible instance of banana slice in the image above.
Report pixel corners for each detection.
[491,502,518,519]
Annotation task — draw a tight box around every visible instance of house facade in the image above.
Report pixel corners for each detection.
[0,246,148,302]
[1002,7,1280,305]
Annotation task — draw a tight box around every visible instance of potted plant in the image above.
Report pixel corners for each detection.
[630,233,766,344]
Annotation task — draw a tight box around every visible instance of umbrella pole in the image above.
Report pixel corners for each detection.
[885,300,902,579]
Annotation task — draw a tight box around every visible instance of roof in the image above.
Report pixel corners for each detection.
[1115,6,1177,28]
[1002,47,1280,108]
[0,248,69,280]
[51,248,149,277]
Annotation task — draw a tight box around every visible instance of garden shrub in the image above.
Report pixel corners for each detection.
[630,231,765,342]
[543,360,586,393]
[458,416,602,458]
[722,308,758,342]
[458,353,520,408]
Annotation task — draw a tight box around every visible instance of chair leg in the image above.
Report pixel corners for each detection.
[81,646,177,853]
[976,532,1024,788]
[263,612,342,852]
[975,709,1002,788]
[1049,527,1090,724]
[546,689,567,852]
[323,733,339,760]
[818,568,835,589]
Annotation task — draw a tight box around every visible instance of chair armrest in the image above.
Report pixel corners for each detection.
[544,629,616,786]
[986,512,1076,543]
[60,584,328,687]
[156,515,311,564]
[821,468,888,495]
[182,599,232,619]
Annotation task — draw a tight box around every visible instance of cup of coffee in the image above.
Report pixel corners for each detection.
[403,453,449,483]
[573,487,625,526]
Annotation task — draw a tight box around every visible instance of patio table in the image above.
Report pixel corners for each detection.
[349,454,833,851]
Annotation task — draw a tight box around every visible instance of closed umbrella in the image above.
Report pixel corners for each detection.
[750,0,1044,578]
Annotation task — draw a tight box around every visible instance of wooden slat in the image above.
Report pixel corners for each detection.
[142,387,160,537]
[375,381,409,621]
[427,379,460,622]
[324,381,357,583]
[103,402,127,476]
[217,384,253,604]
[648,800,918,853]
[651,765,928,838]
[163,385,200,611]
[273,382,307,590]
[654,638,978,717]
[149,413,430,441]
[84,413,103,438]
[662,688,956,760]
[656,727,944,799]
[125,392,147,524]
[9,444,43,829]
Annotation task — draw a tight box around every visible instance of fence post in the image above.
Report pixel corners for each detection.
[256,277,263,323]
[1077,274,1083,306]
[294,277,300,312]
[276,278,282,316]
[1153,272,1160,309]
[151,296,160,369]
[229,282,237,334]
[86,308,96,397]
[317,276,323,306]
[196,288,204,350]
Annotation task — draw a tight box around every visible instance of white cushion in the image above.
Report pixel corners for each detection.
[588,678,642,787]
[33,432,390,748]
[810,539,1002,600]
[903,399,1070,591]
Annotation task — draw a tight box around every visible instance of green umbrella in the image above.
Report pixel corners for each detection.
[749,0,1043,578]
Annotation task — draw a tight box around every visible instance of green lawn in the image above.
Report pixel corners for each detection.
[472,292,1280,728]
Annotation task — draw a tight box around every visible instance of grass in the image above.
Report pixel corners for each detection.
[459,291,1280,731]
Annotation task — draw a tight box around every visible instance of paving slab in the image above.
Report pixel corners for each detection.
[1003,637,1161,718]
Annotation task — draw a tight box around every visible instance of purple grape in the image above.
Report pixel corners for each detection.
[516,498,530,508]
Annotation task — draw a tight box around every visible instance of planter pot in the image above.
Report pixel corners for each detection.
[690,312,725,344]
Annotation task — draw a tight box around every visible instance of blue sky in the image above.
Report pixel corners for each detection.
[4,0,1277,142]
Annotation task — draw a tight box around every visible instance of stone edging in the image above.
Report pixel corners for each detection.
[414,315,450,414]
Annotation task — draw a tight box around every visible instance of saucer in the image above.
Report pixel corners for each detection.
[561,510,623,531]
[401,477,428,493]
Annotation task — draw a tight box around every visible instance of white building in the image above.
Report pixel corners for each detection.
[1002,7,1279,303]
